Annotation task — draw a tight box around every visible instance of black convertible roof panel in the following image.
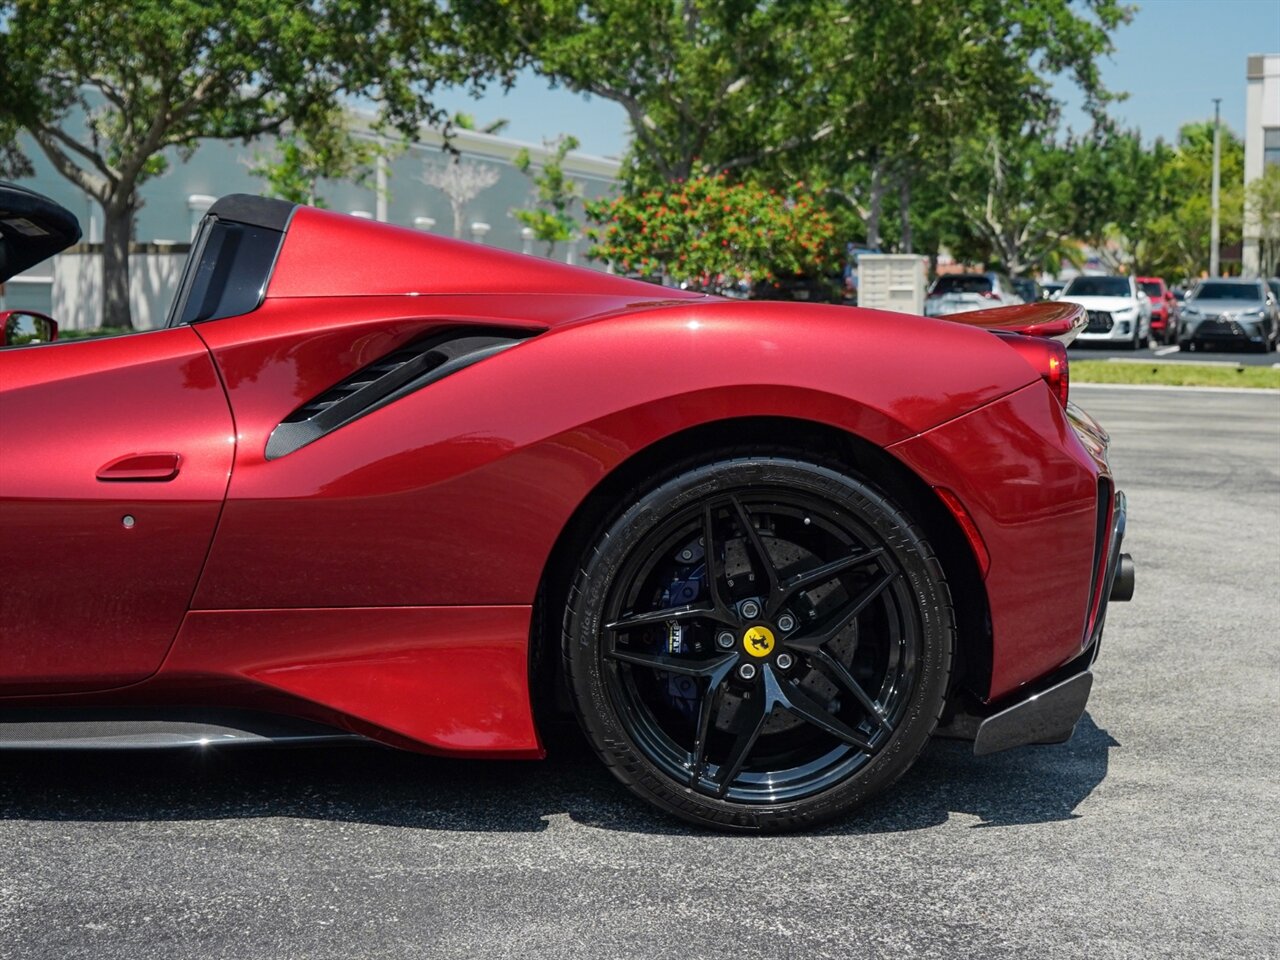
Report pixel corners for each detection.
[206,194,296,232]
[0,182,82,284]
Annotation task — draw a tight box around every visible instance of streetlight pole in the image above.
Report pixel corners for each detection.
[1210,98,1222,277]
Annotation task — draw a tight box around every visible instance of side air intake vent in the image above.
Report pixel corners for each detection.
[265,327,538,459]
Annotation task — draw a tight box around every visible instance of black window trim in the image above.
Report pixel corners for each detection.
[165,195,297,328]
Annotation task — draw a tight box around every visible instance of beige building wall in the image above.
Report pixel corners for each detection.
[51,246,189,331]
[1243,53,1280,276]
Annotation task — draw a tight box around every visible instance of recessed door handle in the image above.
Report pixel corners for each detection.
[96,452,182,482]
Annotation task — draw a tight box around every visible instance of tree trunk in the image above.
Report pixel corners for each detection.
[898,174,913,254]
[100,198,136,331]
[866,162,885,249]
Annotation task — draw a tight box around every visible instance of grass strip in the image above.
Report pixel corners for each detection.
[1071,359,1280,389]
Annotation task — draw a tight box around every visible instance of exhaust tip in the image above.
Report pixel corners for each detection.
[1110,553,1135,602]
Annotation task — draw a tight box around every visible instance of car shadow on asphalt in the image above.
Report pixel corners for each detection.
[840,713,1120,834]
[0,715,1117,836]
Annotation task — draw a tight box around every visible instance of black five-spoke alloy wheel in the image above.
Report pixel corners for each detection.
[564,456,954,832]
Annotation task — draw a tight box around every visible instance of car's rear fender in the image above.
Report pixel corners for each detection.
[889,381,1105,699]
[191,298,1039,610]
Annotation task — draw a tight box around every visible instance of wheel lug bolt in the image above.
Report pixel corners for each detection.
[777,613,796,632]
[740,599,761,620]
[716,631,735,650]
[738,663,757,680]
[776,653,794,670]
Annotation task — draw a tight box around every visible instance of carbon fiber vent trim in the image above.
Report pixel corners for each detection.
[264,327,538,459]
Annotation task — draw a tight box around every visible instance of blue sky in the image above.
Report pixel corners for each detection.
[432,0,1280,158]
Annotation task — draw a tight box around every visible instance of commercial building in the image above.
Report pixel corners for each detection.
[1243,53,1280,277]
[1,114,621,328]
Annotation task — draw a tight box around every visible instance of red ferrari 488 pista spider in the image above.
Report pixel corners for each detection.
[0,185,1132,831]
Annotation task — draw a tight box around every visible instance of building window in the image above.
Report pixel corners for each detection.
[1265,129,1280,169]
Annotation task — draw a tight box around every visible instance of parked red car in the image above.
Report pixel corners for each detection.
[0,186,1132,832]
[1138,276,1178,344]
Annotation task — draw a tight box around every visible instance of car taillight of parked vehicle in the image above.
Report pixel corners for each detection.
[996,332,1069,407]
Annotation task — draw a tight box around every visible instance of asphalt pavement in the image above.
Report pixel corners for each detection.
[2,386,1278,960]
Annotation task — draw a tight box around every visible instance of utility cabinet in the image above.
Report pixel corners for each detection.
[856,254,927,315]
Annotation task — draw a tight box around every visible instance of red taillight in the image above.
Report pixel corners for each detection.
[996,333,1070,407]
[1045,343,1069,406]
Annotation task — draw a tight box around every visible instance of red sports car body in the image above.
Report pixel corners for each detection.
[0,187,1132,831]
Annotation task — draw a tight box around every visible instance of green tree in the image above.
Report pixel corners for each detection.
[586,175,838,288]
[451,111,511,136]
[1133,122,1244,282]
[493,0,1129,191]
[248,107,389,208]
[0,141,32,179]
[799,0,1131,252]
[1066,128,1167,273]
[939,127,1085,277]
[0,0,499,329]
[471,0,799,184]
[514,134,583,257]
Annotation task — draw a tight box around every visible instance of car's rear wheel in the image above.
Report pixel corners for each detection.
[563,456,953,832]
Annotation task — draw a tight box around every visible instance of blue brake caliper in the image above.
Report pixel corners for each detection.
[658,547,708,722]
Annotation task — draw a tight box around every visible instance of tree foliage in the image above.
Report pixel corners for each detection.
[2,0,1246,310]
[485,0,1130,199]
[248,107,388,208]
[0,0,507,327]
[938,127,1082,277]
[1129,122,1244,282]
[585,175,837,288]
[788,0,1130,248]
[451,111,511,135]
[513,134,583,256]
[475,0,790,184]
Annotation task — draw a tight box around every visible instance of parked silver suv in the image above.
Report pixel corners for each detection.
[1181,279,1278,353]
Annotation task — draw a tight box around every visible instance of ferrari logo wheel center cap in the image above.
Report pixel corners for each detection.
[742,625,776,658]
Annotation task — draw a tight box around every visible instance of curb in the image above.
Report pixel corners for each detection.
[1073,382,1280,396]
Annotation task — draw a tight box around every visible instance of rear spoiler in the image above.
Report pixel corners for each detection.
[936,301,1087,345]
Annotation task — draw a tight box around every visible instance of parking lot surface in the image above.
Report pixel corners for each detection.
[1,386,1278,960]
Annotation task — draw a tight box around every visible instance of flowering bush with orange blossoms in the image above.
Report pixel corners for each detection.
[584,175,839,290]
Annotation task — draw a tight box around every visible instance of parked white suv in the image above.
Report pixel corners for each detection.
[1060,275,1152,349]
